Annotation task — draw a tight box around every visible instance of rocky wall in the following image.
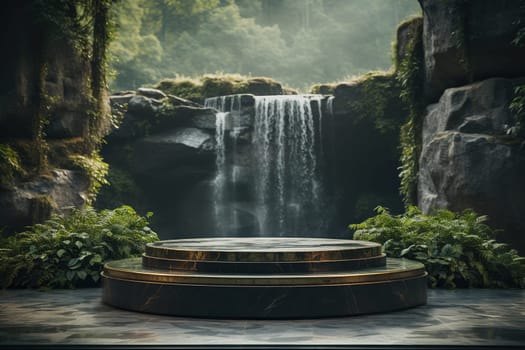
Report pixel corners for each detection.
[418,78,525,252]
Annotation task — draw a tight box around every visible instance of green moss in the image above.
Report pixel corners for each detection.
[4,140,40,175]
[34,62,50,172]
[309,83,337,95]
[156,77,203,102]
[0,144,24,188]
[30,195,56,225]
[155,73,285,103]
[282,86,299,95]
[359,72,401,133]
[337,71,404,134]
[392,16,423,72]
[69,152,109,203]
[395,16,424,207]
[47,138,89,169]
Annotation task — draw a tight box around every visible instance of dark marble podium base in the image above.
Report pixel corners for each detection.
[102,238,427,318]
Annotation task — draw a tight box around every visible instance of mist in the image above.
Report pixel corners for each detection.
[109,0,420,92]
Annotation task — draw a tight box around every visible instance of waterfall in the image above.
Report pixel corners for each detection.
[212,111,227,231]
[205,95,241,234]
[327,96,334,116]
[254,95,325,234]
[205,94,327,235]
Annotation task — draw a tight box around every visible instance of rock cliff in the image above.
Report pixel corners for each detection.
[417,0,525,252]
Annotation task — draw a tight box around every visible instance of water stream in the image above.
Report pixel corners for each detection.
[205,94,327,235]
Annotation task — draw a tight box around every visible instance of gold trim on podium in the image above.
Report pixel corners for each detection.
[104,257,426,286]
[145,238,383,262]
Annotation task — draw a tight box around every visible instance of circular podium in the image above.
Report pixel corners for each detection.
[102,237,427,318]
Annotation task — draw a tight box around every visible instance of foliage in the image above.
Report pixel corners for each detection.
[511,0,525,47]
[88,0,116,153]
[108,0,420,91]
[509,84,525,137]
[395,17,424,207]
[351,206,525,288]
[0,144,24,188]
[0,206,158,289]
[69,152,109,203]
[108,0,163,90]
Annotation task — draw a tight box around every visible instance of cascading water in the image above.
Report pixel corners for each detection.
[327,96,334,116]
[205,96,242,234]
[205,94,327,235]
[253,95,325,234]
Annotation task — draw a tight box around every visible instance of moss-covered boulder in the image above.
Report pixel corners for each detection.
[154,74,292,104]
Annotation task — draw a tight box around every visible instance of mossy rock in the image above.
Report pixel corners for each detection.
[155,74,286,104]
[0,143,24,187]
[309,83,337,95]
[393,16,423,73]
[30,195,56,225]
[156,78,203,102]
[48,138,89,169]
[331,71,406,134]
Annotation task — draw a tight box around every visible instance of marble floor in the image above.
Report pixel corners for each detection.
[0,287,524,346]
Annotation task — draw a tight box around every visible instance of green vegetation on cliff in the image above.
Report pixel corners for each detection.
[0,0,117,217]
[155,73,293,103]
[0,144,24,188]
[395,17,424,207]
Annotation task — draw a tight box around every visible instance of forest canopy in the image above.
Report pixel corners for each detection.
[109,0,420,92]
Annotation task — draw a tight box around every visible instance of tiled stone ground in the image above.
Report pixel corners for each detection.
[0,288,524,346]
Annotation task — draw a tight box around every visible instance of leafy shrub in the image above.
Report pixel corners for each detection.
[0,205,159,289]
[351,206,525,288]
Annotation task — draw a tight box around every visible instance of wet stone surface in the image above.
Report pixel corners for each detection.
[149,237,380,252]
[145,238,382,262]
[0,288,524,345]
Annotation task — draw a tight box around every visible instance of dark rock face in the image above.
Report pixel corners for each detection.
[0,37,92,139]
[133,128,214,177]
[418,78,525,252]
[99,90,221,237]
[0,3,109,234]
[419,0,525,102]
[325,73,408,232]
[395,17,423,68]
[0,169,89,232]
